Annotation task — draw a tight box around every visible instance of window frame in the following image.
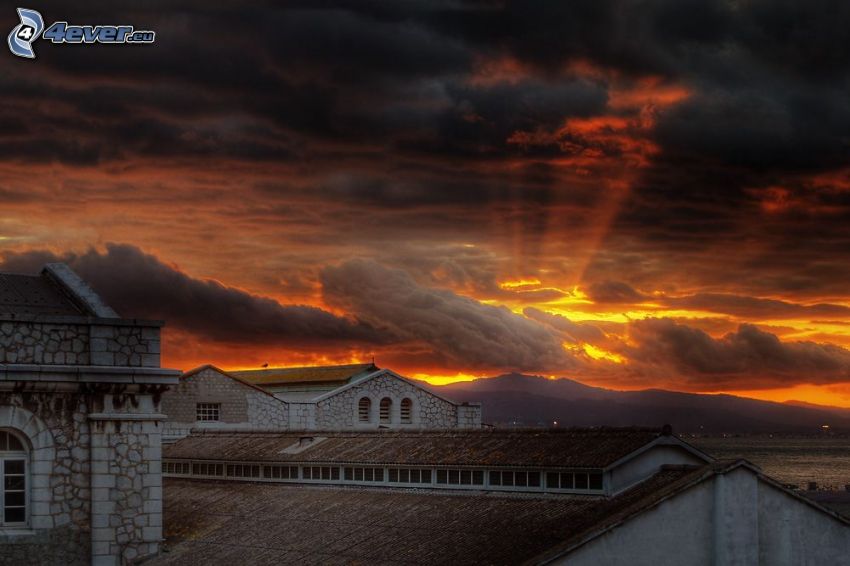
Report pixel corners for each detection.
[196,402,222,423]
[0,430,29,528]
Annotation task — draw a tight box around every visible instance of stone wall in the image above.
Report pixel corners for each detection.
[0,395,92,566]
[315,373,462,430]
[0,388,170,565]
[0,317,161,368]
[89,411,163,564]
[161,368,288,436]
[0,320,90,365]
[457,404,482,429]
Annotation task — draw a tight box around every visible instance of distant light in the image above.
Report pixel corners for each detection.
[822,425,830,430]
[553,421,558,427]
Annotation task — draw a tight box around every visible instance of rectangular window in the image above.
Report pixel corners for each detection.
[560,473,574,489]
[3,459,26,524]
[354,468,363,481]
[490,471,502,486]
[515,471,527,487]
[589,473,603,490]
[364,468,374,482]
[344,467,353,481]
[502,472,514,487]
[421,470,431,484]
[460,470,471,485]
[399,468,410,483]
[547,472,559,489]
[575,473,589,490]
[472,470,484,485]
[528,472,540,487]
[388,468,398,482]
[448,470,459,484]
[196,403,221,422]
[436,470,448,484]
[374,468,384,482]
[194,463,225,477]
[165,461,190,475]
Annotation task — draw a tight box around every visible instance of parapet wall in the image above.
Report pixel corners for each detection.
[0,316,161,368]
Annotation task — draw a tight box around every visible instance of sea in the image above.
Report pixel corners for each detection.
[691,435,850,490]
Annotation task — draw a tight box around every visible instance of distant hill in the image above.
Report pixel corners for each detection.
[429,373,850,433]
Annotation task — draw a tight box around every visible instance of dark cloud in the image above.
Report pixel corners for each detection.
[522,307,607,345]
[624,319,850,388]
[321,259,577,371]
[0,244,381,345]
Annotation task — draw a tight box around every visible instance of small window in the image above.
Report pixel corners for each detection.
[196,403,221,422]
[575,473,589,490]
[358,398,371,423]
[472,471,484,485]
[374,468,383,482]
[490,471,501,486]
[421,470,431,484]
[436,470,448,484]
[400,398,413,424]
[560,472,574,489]
[379,398,392,424]
[388,468,398,482]
[589,473,603,490]
[345,467,354,481]
[528,472,540,487]
[547,472,559,488]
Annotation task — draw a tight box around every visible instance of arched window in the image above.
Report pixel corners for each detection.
[400,398,413,424]
[358,397,371,423]
[0,430,28,526]
[379,398,392,424]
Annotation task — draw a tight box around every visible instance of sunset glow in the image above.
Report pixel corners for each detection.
[1,3,849,410]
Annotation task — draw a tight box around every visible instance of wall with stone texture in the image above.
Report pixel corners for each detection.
[161,368,288,436]
[0,317,161,368]
[315,372,473,430]
[0,394,92,566]
[89,410,164,564]
[0,390,168,566]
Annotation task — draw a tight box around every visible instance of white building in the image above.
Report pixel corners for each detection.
[0,264,179,565]
[160,364,481,438]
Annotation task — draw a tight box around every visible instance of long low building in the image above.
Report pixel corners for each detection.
[157,428,850,565]
[161,427,711,496]
[160,364,482,438]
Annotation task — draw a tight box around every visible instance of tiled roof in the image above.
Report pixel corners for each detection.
[151,465,702,566]
[163,428,669,469]
[0,272,83,316]
[230,363,377,386]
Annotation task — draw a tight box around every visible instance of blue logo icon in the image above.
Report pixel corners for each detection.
[8,8,155,59]
[8,7,44,58]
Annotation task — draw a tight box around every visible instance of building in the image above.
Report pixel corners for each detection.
[160,364,481,438]
[155,428,850,565]
[0,264,179,566]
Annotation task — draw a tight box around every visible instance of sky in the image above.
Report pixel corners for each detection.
[2,1,850,406]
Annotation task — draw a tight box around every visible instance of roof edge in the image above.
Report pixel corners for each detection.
[42,263,119,318]
[181,365,289,402]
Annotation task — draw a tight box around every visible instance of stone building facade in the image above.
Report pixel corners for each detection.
[0,264,179,566]
[160,366,481,436]
[161,367,289,438]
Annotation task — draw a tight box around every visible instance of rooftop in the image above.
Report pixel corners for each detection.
[151,464,716,565]
[230,363,378,388]
[163,427,686,469]
[0,264,118,318]
[0,272,83,316]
